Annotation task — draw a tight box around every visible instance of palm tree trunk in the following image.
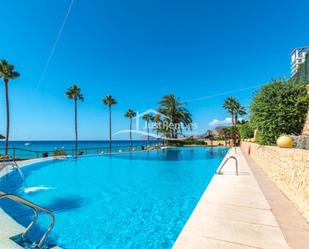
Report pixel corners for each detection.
[130,118,132,150]
[4,79,9,155]
[74,98,78,157]
[232,112,235,125]
[109,105,112,153]
[235,113,238,125]
[147,121,149,146]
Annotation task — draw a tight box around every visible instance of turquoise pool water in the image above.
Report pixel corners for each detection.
[0,147,227,249]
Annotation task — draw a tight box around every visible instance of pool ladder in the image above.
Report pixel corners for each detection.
[0,157,55,248]
[0,191,55,248]
[216,155,238,176]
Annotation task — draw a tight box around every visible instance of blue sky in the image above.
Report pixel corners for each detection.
[0,0,309,140]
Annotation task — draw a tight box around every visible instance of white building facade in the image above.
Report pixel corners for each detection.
[291,46,309,76]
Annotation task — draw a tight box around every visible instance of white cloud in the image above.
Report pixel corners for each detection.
[208,117,232,128]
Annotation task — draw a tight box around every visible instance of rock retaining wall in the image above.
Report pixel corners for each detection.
[241,142,309,221]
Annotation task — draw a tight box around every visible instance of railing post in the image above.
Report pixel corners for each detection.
[13,147,16,160]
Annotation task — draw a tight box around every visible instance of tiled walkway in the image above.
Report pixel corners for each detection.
[0,211,24,249]
[173,148,290,249]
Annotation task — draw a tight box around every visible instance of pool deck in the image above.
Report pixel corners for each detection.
[0,210,24,249]
[173,147,309,249]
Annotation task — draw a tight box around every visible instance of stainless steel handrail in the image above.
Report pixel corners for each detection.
[216,156,238,176]
[0,191,55,248]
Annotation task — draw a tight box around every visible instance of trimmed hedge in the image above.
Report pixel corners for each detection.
[237,122,254,139]
[250,80,309,145]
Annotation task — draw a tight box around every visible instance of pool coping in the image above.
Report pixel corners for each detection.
[172,147,299,249]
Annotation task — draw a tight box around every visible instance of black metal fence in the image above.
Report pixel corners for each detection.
[0,144,161,160]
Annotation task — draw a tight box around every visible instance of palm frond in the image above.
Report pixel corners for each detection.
[125,108,136,118]
[0,59,20,80]
[65,84,84,101]
[102,95,117,107]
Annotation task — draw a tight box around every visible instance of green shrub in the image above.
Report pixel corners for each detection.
[53,150,67,156]
[168,139,205,146]
[188,140,205,145]
[250,80,309,145]
[237,122,254,139]
[221,126,239,135]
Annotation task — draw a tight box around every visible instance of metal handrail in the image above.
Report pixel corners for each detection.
[0,160,20,177]
[0,143,163,160]
[216,156,238,176]
[0,191,55,248]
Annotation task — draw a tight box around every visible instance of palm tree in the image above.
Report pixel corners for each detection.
[143,114,152,146]
[158,94,192,139]
[223,97,246,125]
[234,103,246,124]
[223,97,237,125]
[103,95,117,152]
[65,84,84,156]
[125,109,136,150]
[0,60,20,155]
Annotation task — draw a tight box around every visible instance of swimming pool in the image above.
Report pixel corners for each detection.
[0,147,227,249]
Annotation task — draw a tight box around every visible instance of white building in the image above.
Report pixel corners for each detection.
[291,46,309,76]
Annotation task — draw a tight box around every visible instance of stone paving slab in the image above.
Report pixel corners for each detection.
[173,148,290,249]
[173,235,260,249]
[194,201,278,227]
[0,210,23,249]
[202,176,271,210]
